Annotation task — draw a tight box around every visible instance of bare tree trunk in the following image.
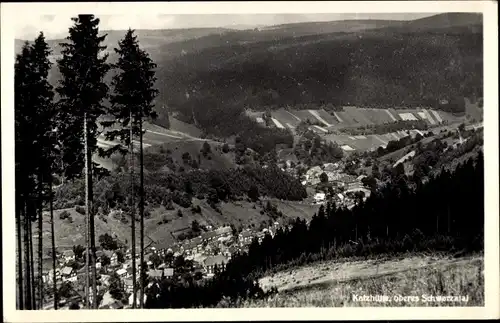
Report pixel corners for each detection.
[17,195,24,309]
[28,205,36,309]
[38,175,44,308]
[88,152,97,309]
[130,110,137,309]
[49,176,58,310]
[23,200,31,310]
[139,115,145,308]
[84,113,90,309]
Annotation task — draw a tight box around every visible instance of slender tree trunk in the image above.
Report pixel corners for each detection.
[84,113,90,309]
[88,153,97,309]
[49,176,58,310]
[130,110,137,309]
[17,195,24,310]
[38,175,44,308]
[139,116,145,308]
[28,206,36,309]
[24,200,32,310]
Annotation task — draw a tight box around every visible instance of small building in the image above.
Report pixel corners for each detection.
[124,278,134,293]
[148,269,163,280]
[238,230,254,244]
[116,268,127,278]
[163,268,174,278]
[61,266,73,277]
[201,231,218,242]
[203,255,228,274]
[62,250,75,262]
[314,192,326,204]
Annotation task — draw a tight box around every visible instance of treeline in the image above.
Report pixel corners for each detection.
[373,132,433,157]
[158,28,482,114]
[342,120,429,136]
[293,130,344,166]
[53,165,307,214]
[144,151,484,308]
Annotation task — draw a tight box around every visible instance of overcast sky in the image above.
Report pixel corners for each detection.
[16,13,436,40]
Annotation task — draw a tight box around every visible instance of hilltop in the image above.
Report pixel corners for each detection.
[15,13,483,126]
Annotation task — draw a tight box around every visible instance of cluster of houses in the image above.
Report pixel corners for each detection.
[40,223,283,309]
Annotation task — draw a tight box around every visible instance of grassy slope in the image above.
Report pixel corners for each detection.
[235,255,483,307]
[41,199,319,251]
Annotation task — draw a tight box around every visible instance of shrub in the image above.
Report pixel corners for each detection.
[59,210,71,220]
[191,205,202,214]
[177,209,183,217]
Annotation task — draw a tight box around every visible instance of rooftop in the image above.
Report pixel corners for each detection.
[204,255,228,267]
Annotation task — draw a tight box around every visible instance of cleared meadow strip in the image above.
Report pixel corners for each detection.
[333,112,344,123]
[422,109,437,125]
[384,109,397,122]
[146,129,184,139]
[373,135,388,145]
[132,140,152,148]
[286,110,302,122]
[430,110,443,123]
[308,110,333,127]
[398,112,418,121]
[271,118,286,129]
[312,125,328,133]
[341,145,355,151]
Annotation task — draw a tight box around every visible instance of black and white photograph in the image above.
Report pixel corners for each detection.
[2,1,498,321]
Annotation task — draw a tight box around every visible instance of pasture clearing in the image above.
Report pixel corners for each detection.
[312,125,329,133]
[308,110,334,127]
[336,111,358,126]
[271,117,286,129]
[422,109,438,125]
[388,108,402,121]
[246,255,483,307]
[384,109,398,122]
[343,106,374,126]
[430,110,444,123]
[333,112,344,123]
[398,112,419,121]
[271,109,302,127]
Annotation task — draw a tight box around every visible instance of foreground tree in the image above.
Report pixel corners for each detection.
[15,41,33,310]
[15,33,58,309]
[56,14,110,308]
[101,28,158,308]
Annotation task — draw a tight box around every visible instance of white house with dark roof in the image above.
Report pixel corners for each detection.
[203,255,228,274]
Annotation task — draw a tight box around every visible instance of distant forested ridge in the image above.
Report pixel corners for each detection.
[157,24,482,115]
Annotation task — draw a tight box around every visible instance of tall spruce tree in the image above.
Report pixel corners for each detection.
[15,41,33,310]
[29,32,56,310]
[15,36,55,309]
[101,29,158,308]
[56,15,110,309]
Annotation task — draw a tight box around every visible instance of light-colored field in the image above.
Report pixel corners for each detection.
[312,125,328,133]
[308,110,333,127]
[333,112,344,123]
[38,199,318,253]
[238,255,484,307]
[398,112,419,121]
[271,118,286,129]
[430,110,444,123]
[384,109,397,122]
